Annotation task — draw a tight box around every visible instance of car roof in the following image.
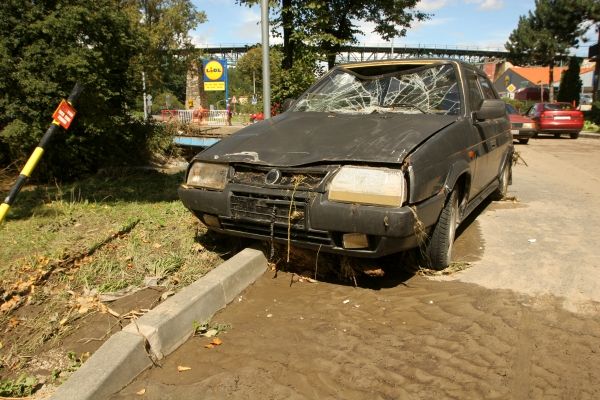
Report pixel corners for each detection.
[337,58,464,70]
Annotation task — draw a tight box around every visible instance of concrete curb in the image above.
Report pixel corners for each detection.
[581,131,600,139]
[51,248,267,400]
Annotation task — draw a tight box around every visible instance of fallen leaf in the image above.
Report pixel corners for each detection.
[153,243,162,249]
[136,388,146,395]
[211,338,223,346]
[204,344,215,349]
[177,365,192,372]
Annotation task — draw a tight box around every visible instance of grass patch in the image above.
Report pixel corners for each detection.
[0,169,227,387]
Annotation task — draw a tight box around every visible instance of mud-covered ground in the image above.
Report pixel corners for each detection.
[109,137,600,399]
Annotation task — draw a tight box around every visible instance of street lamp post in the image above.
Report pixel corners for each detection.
[261,0,271,119]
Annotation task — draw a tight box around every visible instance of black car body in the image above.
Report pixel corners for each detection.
[179,59,513,270]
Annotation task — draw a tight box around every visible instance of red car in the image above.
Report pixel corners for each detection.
[525,102,584,139]
[505,103,536,144]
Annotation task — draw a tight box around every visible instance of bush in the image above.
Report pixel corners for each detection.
[583,101,600,125]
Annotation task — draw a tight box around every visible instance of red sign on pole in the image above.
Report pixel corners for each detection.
[52,100,77,130]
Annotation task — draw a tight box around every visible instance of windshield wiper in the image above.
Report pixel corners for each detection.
[381,102,428,114]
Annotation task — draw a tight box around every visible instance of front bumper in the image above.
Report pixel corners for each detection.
[511,127,536,140]
[178,183,445,258]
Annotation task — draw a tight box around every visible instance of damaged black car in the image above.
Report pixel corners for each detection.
[178,59,513,270]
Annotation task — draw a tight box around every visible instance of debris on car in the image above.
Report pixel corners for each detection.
[179,59,513,270]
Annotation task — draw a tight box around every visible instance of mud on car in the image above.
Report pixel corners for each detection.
[179,59,513,270]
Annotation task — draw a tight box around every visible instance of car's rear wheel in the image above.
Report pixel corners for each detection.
[425,190,459,271]
[518,138,529,144]
[492,161,510,201]
[570,132,579,139]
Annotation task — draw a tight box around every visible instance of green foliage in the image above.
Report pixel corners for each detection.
[0,375,38,397]
[123,0,206,98]
[584,102,600,125]
[151,91,185,113]
[238,0,429,69]
[557,57,582,104]
[0,0,204,179]
[505,0,598,101]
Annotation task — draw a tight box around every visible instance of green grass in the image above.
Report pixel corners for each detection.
[0,169,230,378]
[1,170,226,292]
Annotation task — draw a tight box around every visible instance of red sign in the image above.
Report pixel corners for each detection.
[52,100,77,129]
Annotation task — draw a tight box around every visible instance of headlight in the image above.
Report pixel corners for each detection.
[522,122,535,129]
[186,162,229,190]
[328,166,406,207]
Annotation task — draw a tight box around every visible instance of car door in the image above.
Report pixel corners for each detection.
[465,71,494,196]
[477,74,510,179]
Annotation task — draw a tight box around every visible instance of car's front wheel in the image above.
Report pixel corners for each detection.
[570,132,579,139]
[518,138,529,144]
[425,190,459,270]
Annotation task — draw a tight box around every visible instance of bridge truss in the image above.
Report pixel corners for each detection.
[199,44,509,66]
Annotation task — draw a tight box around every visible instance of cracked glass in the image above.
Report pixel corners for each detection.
[293,64,461,116]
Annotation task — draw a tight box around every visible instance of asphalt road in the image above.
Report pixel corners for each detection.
[113,136,600,399]
[447,136,600,313]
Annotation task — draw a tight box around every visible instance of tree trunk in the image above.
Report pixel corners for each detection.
[593,28,600,103]
[549,59,555,103]
[281,0,294,70]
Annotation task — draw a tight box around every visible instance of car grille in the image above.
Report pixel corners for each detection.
[231,166,328,190]
[223,192,333,246]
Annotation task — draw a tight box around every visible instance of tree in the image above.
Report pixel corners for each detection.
[0,0,144,177]
[122,0,206,100]
[238,0,429,69]
[506,0,593,102]
[557,57,582,104]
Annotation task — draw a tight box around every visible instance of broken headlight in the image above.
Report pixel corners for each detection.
[186,162,229,190]
[328,166,406,207]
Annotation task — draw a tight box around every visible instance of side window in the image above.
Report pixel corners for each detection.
[478,76,497,99]
[467,74,484,111]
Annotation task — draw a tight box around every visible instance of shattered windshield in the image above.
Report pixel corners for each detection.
[293,64,461,115]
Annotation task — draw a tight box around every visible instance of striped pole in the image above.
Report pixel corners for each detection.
[0,83,83,224]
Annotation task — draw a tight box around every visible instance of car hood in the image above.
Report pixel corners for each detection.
[196,111,457,166]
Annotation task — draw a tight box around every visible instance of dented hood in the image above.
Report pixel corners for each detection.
[196,112,457,166]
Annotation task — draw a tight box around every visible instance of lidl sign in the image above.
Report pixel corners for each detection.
[203,59,227,92]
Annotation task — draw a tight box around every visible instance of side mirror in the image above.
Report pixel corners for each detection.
[474,99,506,120]
[282,98,295,112]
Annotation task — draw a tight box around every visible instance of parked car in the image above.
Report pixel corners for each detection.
[179,59,513,270]
[505,103,536,144]
[525,102,584,139]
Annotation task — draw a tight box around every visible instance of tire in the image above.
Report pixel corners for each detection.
[518,138,529,144]
[425,190,459,270]
[492,161,510,201]
[554,132,561,138]
[570,132,579,139]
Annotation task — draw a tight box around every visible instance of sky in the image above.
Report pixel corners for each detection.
[190,0,596,57]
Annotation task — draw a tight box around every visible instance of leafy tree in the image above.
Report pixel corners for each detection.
[557,57,582,104]
[506,0,594,102]
[0,0,146,177]
[238,0,429,69]
[122,0,206,101]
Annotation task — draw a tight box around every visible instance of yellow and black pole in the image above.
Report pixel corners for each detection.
[0,83,83,224]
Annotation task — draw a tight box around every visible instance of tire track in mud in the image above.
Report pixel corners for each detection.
[114,272,600,400]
